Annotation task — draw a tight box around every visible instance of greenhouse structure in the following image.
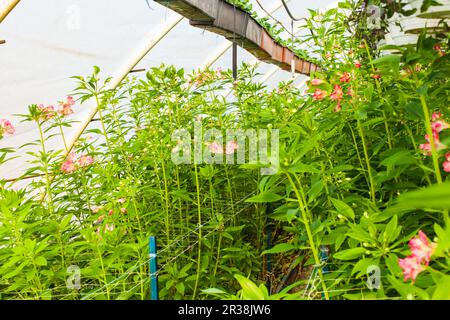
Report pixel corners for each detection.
[0,0,450,302]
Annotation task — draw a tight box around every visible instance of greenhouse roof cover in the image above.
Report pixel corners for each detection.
[0,0,338,184]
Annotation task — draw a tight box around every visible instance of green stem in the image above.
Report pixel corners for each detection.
[286,173,329,300]
[357,119,376,204]
[192,162,202,299]
[37,121,54,212]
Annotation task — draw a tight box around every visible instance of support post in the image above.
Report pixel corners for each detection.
[149,236,159,300]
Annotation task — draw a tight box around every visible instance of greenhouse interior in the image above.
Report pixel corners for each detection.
[0,0,450,301]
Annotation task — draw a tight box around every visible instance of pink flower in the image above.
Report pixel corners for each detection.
[339,72,351,83]
[38,104,55,120]
[94,215,105,225]
[208,142,223,154]
[355,61,362,68]
[443,161,450,172]
[66,96,75,107]
[0,119,15,135]
[419,132,445,155]
[77,154,94,167]
[58,96,75,116]
[433,44,445,57]
[108,209,113,216]
[372,74,381,79]
[313,89,327,100]
[61,159,76,173]
[333,103,342,112]
[225,141,238,155]
[67,152,77,162]
[431,120,449,133]
[347,87,353,97]
[325,53,332,59]
[432,112,442,121]
[310,79,324,86]
[91,205,102,213]
[409,230,436,265]
[398,256,425,282]
[117,198,126,204]
[330,85,343,101]
[105,223,114,232]
[59,105,74,116]
[398,230,437,282]
[120,207,127,214]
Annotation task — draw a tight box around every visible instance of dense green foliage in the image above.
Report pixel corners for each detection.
[1,1,450,300]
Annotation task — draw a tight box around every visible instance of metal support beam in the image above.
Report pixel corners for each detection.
[0,0,20,23]
[64,15,184,157]
[198,0,287,70]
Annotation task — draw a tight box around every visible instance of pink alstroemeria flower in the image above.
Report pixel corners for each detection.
[78,154,94,167]
[90,205,102,213]
[330,85,343,101]
[398,256,425,282]
[209,142,223,154]
[432,112,442,121]
[313,89,327,101]
[339,72,351,83]
[409,230,436,265]
[38,104,55,120]
[311,79,324,86]
[443,161,450,173]
[433,44,445,57]
[419,132,445,155]
[117,198,126,204]
[443,153,450,173]
[61,159,77,173]
[431,120,449,133]
[347,87,353,97]
[225,141,238,155]
[0,119,15,135]
[354,61,362,68]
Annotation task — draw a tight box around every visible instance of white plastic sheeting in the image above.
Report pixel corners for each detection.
[0,0,335,182]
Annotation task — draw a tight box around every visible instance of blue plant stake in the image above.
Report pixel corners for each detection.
[149,236,159,300]
[319,245,329,300]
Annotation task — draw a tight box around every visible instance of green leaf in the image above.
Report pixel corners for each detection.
[234,275,265,300]
[246,191,283,203]
[262,243,296,255]
[380,150,416,167]
[331,198,355,220]
[334,247,367,260]
[394,182,450,210]
[34,256,47,266]
[351,258,379,277]
[432,276,450,300]
[384,215,400,243]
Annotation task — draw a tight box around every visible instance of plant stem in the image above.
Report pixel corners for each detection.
[286,173,329,300]
[357,120,376,203]
[37,121,54,212]
[192,161,202,299]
